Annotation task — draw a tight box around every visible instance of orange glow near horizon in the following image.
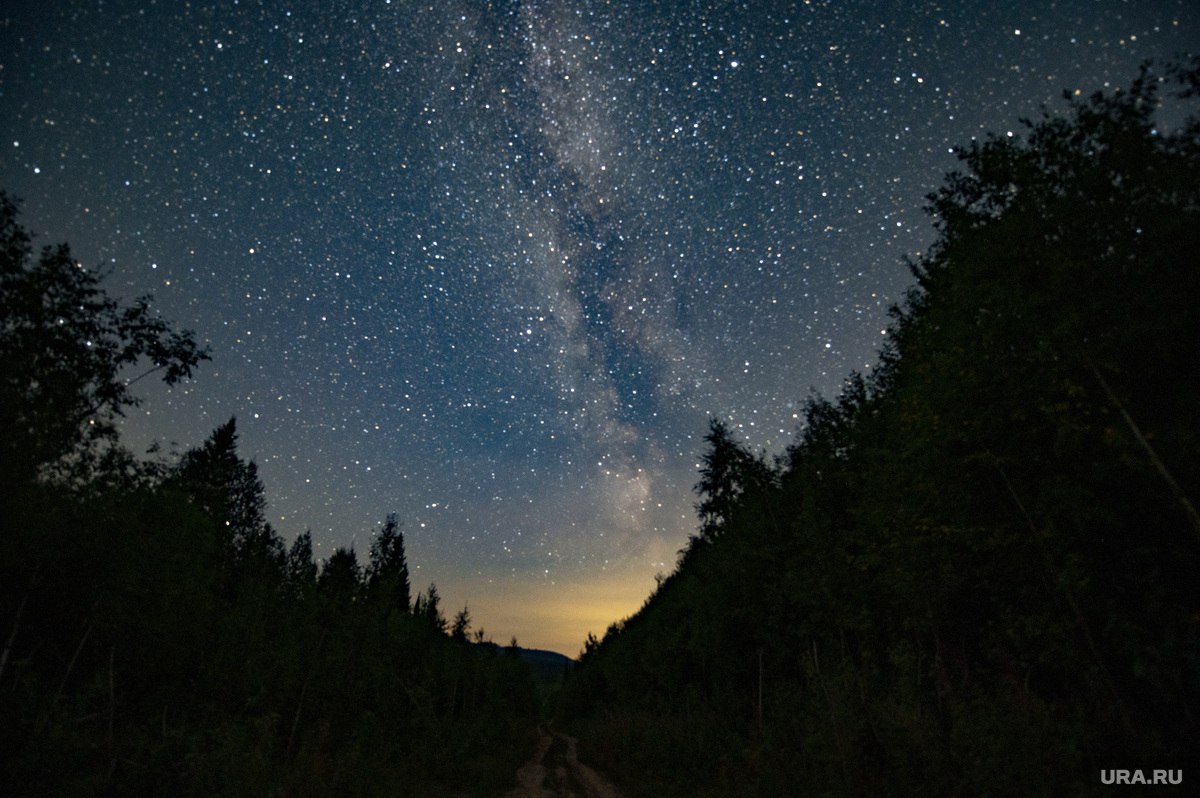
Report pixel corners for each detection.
[441,565,664,657]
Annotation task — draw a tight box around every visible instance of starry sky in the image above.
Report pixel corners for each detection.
[2,0,1196,655]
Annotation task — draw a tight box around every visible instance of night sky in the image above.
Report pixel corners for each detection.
[2,1,1195,655]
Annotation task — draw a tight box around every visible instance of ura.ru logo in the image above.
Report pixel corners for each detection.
[1100,769,1182,786]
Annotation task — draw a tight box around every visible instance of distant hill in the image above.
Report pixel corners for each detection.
[516,646,573,668]
[474,642,574,699]
[519,647,574,695]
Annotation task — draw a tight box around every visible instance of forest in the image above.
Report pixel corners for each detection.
[555,62,1200,796]
[3,61,1199,795]
[0,204,538,791]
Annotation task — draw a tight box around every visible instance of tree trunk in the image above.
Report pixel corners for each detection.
[1084,354,1200,541]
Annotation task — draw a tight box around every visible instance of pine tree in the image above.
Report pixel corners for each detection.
[173,418,282,565]
[417,582,446,632]
[694,418,774,541]
[318,547,361,604]
[366,513,411,614]
[450,604,471,642]
[285,530,318,595]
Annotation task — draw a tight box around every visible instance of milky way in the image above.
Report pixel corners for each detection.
[2,0,1195,653]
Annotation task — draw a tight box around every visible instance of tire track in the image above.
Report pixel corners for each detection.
[507,724,623,798]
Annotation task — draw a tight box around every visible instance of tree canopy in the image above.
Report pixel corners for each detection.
[0,195,538,796]
[559,60,1200,796]
[0,192,208,488]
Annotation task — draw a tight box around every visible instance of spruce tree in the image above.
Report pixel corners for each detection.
[366,513,411,614]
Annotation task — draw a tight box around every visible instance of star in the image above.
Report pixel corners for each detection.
[1,0,1195,655]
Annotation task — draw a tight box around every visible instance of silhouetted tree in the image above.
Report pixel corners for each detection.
[0,191,208,487]
[319,547,361,604]
[285,530,318,595]
[579,631,601,663]
[694,418,774,541]
[366,513,411,614]
[173,417,283,569]
[414,582,445,633]
[450,604,471,642]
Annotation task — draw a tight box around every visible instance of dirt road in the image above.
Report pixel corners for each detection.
[507,725,624,798]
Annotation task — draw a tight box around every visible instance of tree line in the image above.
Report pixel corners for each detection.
[0,193,537,795]
[5,58,1199,796]
[556,61,1200,796]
